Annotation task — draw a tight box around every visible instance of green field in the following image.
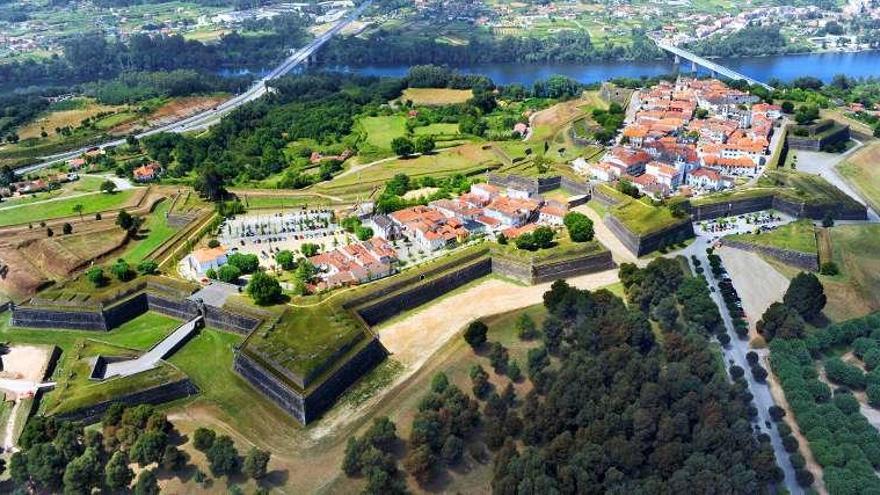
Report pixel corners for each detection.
[838,142,880,212]
[118,199,180,263]
[238,193,331,210]
[0,310,184,415]
[491,235,607,263]
[725,219,818,254]
[822,224,880,321]
[413,123,460,136]
[597,185,686,235]
[359,115,408,150]
[0,176,105,210]
[0,189,138,227]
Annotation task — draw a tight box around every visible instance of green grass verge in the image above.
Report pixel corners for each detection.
[359,115,407,150]
[725,219,818,254]
[118,199,180,264]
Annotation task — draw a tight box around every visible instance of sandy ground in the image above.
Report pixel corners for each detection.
[309,269,619,440]
[0,345,52,383]
[717,246,789,337]
[573,203,641,265]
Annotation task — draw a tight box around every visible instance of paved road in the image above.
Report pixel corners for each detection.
[13,1,372,177]
[103,316,201,379]
[680,232,801,494]
[793,139,880,222]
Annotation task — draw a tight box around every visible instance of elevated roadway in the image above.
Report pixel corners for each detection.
[653,38,774,91]
[14,1,371,177]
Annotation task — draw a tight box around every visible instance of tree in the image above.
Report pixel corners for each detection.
[47,227,54,237]
[110,258,135,281]
[105,451,134,491]
[100,180,117,194]
[820,262,839,276]
[62,222,73,235]
[193,427,216,452]
[563,212,594,242]
[757,302,805,342]
[275,250,295,270]
[226,253,260,274]
[133,469,160,495]
[116,210,134,231]
[464,320,488,349]
[516,313,537,340]
[26,442,66,490]
[403,443,434,483]
[356,225,374,241]
[137,260,159,275]
[161,445,187,472]
[781,101,795,114]
[391,136,415,157]
[130,431,168,467]
[784,272,826,321]
[301,243,319,257]
[243,447,271,480]
[194,163,226,202]
[72,203,84,220]
[86,267,107,288]
[440,436,464,465]
[470,364,490,398]
[247,271,282,305]
[217,264,242,283]
[206,435,240,477]
[822,212,835,228]
[414,135,436,154]
[63,448,102,495]
[207,239,220,248]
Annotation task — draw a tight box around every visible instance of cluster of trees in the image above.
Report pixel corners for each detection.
[589,102,626,144]
[0,93,50,142]
[376,173,472,214]
[514,226,555,251]
[191,427,271,481]
[9,404,190,493]
[84,70,249,105]
[563,212,594,243]
[341,417,407,494]
[769,313,880,493]
[687,25,797,58]
[488,267,780,492]
[0,15,310,92]
[757,272,826,342]
[321,27,662,66]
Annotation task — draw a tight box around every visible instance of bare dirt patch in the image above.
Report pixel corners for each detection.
[401,88,473,106]
[112,95,228,134]
[718,246,789,338]
[0,345,52,383]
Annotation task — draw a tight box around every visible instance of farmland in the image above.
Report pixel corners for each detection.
[401,88,473,106]
[0,189,140,227]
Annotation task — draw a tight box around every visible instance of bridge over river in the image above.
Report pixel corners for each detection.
[653,38,774,91]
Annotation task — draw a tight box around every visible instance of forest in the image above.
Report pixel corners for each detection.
[687,25,800,58]
[319,28,664,66]
[0,14,310,92]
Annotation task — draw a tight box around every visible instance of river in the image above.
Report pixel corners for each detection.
[323,50,880,85]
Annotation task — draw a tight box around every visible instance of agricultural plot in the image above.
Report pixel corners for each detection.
[13,98,124,140]
[401,88,473,106]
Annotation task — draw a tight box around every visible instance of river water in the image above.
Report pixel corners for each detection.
[327,50,880,85]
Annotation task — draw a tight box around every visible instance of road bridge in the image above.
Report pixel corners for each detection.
[654,39,774,91]
[14,0,372,177]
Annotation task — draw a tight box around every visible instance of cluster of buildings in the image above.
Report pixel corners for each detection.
[367,182,569,253]
[309,237,398,290]
[0,172,79,199]
[575,78,781,198]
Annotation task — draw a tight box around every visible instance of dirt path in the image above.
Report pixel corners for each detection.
[309,269,619,440]
[717,246,789,336]
[573,203,641,265]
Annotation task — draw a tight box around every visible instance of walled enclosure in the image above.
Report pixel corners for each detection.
[689,193,867,222]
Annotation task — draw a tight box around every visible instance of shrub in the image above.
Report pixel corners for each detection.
[464,320,488,349]
[563,212,594,242]
[820,262,839,276]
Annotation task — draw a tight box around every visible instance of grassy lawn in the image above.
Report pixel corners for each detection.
[413,123,460,136]
[596,185,686,235]
[359,115,407,150]
[0,189,138,227]
[838,141,880,212]
[316,143,500,199]
[491,236,607,263]
[725,219,818,254]
[401,88,473,106]
[94,111,138,130]
[118,199,180,263]
[821,224,880,322]
[98,311,182,349]
[690,187,776,206]
[243,303,366,384]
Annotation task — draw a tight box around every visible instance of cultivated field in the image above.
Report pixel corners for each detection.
[401,88,473,106]
[14,98,124,140]
[0,189,140,227]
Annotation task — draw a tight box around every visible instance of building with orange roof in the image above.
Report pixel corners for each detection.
[186,245,228,275]
[133,162,162,182]
[310,237,398,290]
[687,167,734,191]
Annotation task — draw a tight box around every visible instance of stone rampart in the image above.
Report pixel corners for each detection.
[605,215,694,257]
[11,306,107,331]
[234,350,308,423]
[354,257,492,326]
[559,177,591,196]
[55,379,199,424]
[492,250,615,285]
[723,239,819,271]
[689,195,775,221]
